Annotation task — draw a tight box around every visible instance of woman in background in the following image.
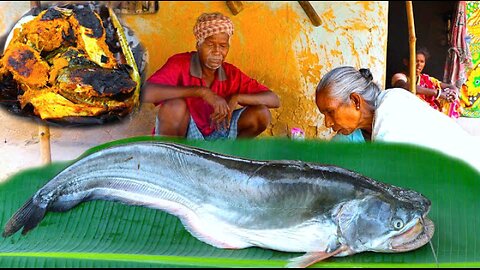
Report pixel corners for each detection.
[391,47,461,118]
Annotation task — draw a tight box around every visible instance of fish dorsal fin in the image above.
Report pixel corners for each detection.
[285,246,348,268]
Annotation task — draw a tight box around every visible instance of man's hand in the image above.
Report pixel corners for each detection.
[198,88,230,129]
[224,94,240,129]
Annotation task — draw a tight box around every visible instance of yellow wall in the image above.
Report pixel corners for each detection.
[120,1,389,138]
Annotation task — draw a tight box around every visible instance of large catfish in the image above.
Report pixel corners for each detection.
[3,141,434,267]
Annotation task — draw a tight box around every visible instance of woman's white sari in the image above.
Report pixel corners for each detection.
[372,88,480,173]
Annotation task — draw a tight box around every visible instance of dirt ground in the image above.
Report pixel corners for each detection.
[0,105,156,183]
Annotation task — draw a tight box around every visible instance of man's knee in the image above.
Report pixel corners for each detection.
[239,105,271,132]
[156,99,189,136]
[158,99,188,116]
[253,105,271,130]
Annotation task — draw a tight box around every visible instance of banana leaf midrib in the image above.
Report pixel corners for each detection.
[1,252,479,268]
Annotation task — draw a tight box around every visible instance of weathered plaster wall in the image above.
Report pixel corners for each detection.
[0,1,389,181]
[121,1,389,138]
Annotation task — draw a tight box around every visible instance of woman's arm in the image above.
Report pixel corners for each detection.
[392,75,438,97]
[438,82,458,102]
[391,73,455,100]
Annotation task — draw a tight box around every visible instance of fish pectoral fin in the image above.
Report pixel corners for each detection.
[285,246,348,268]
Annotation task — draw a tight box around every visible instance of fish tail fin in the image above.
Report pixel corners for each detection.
[2,198,47,237]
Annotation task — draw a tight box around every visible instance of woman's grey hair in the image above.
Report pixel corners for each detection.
[316,66,381,109]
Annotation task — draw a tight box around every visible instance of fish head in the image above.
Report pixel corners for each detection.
[336,192,434,254]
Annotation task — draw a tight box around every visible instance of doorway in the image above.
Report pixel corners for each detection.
[386,1,457,88]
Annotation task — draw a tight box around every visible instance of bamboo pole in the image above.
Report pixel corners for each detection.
[406,1,417,94]
[30,1,40,11]
[39,124,51,164]
[30,1,52,164]
[226,1,244,15]
[298,1,322,27]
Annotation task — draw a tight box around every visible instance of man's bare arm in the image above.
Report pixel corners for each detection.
[230,91,280,109]
[142,82,231,121]
[142,83,205,103]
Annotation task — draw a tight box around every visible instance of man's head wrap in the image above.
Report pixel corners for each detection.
[193,12,234,44]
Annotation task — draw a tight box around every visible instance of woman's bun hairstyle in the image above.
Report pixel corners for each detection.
[359,68,373,82]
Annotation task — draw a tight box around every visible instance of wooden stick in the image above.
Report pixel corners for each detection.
[30,0,52,164]
[298,1,322,27]
[406,1,417,94]
[226,1,244,15]
[30,1,40,11]
[39,123,51,164]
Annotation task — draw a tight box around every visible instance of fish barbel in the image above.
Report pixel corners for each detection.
[2,141,434,267]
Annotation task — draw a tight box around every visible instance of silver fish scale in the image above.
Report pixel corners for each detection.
[34,142,373,230]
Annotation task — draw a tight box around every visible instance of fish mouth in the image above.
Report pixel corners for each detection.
[390,217,434,252]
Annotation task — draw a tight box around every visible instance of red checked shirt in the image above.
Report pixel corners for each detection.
[147,51,270,136]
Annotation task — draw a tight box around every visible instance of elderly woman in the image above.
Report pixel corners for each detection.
[315,66,480,173]
[143,12,280,140]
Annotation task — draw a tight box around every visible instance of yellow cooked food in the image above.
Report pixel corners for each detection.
[2,43,50,88]
[18,11,71,52]
[68,8,118,69]
[19,87,105,119]
[0,5,139,121]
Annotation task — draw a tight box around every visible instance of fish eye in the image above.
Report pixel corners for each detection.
[392,219,404,230]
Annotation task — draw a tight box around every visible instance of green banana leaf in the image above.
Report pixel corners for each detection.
[0,136,479,268]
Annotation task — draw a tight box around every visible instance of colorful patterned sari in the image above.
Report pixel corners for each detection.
[417,73,462,118]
